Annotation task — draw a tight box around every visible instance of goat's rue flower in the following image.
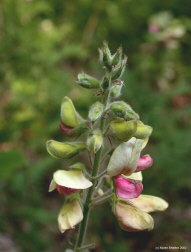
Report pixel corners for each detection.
[114,200,154,232]
[58,197,83,233]
[49,164,92,196]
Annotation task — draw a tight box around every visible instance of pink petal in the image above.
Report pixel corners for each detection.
[115,176,143,199]
[60,121,75,136]
[56,184,78,196]
[135,155,153,172]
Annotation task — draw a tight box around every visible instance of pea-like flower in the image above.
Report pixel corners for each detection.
[58,198,83,233]
[114,195,168,232]
[49,163,93,196]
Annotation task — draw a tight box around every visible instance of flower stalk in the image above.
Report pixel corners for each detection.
[45,42,168,252]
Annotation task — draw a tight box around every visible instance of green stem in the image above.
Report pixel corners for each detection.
[74,79,111,252]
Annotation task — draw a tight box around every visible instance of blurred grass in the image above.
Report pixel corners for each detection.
[0,0,191,251]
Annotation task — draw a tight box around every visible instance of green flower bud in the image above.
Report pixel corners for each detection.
[88,102,104,123]
[110,120,138,142]
[77,73,100,89]
[110,82,123,98]
[87,129,103,154]
[134,121,153,139]
[111,56,127,80]
[110,101,139,120]
[101,72,110,90]
[102,40,112,69]
[46,140,86,159]
[112,45,123,66]
[61,96,81,128]
[58,198,83,233]
[107,137,144,177]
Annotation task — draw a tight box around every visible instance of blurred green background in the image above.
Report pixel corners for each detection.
[0,0,191,251]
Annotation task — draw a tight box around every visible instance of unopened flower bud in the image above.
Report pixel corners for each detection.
[114,175,143,199]
[88,102,104,123]
[77,73,100,89]
[110,120,137,142]
[61,96,82,128]
[134,121,153,139]
[112,45,123,66]
[102,40,112,69]
[46,140,86,159]
[129,195,169,213]
[135,155,153,172]
[111,56,127,80]
[107,137,144,177]
[49,166,92,195]
[58,198,83,233]
[115,200,154,232]
[110,101,139,120]
[110,82,123,98]
[87,129,103,154]
[101,72,110,90]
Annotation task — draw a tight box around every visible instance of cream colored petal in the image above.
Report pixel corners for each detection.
[130,195,169,213]
[123,138,144,176]
[48,179,57,192]
[58,199,83,233]
[107,138,136,177]
[115,201,154,232]
[53,170,92,189]
[124,171,143,181]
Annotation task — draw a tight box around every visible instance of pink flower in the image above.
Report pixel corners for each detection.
[135,155,153,172]
[114,175,143,199]
[56,184,78,196]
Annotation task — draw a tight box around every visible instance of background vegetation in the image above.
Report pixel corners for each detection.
[0,0,191,251]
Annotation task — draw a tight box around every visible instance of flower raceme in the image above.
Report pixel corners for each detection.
[49,163,92,196]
